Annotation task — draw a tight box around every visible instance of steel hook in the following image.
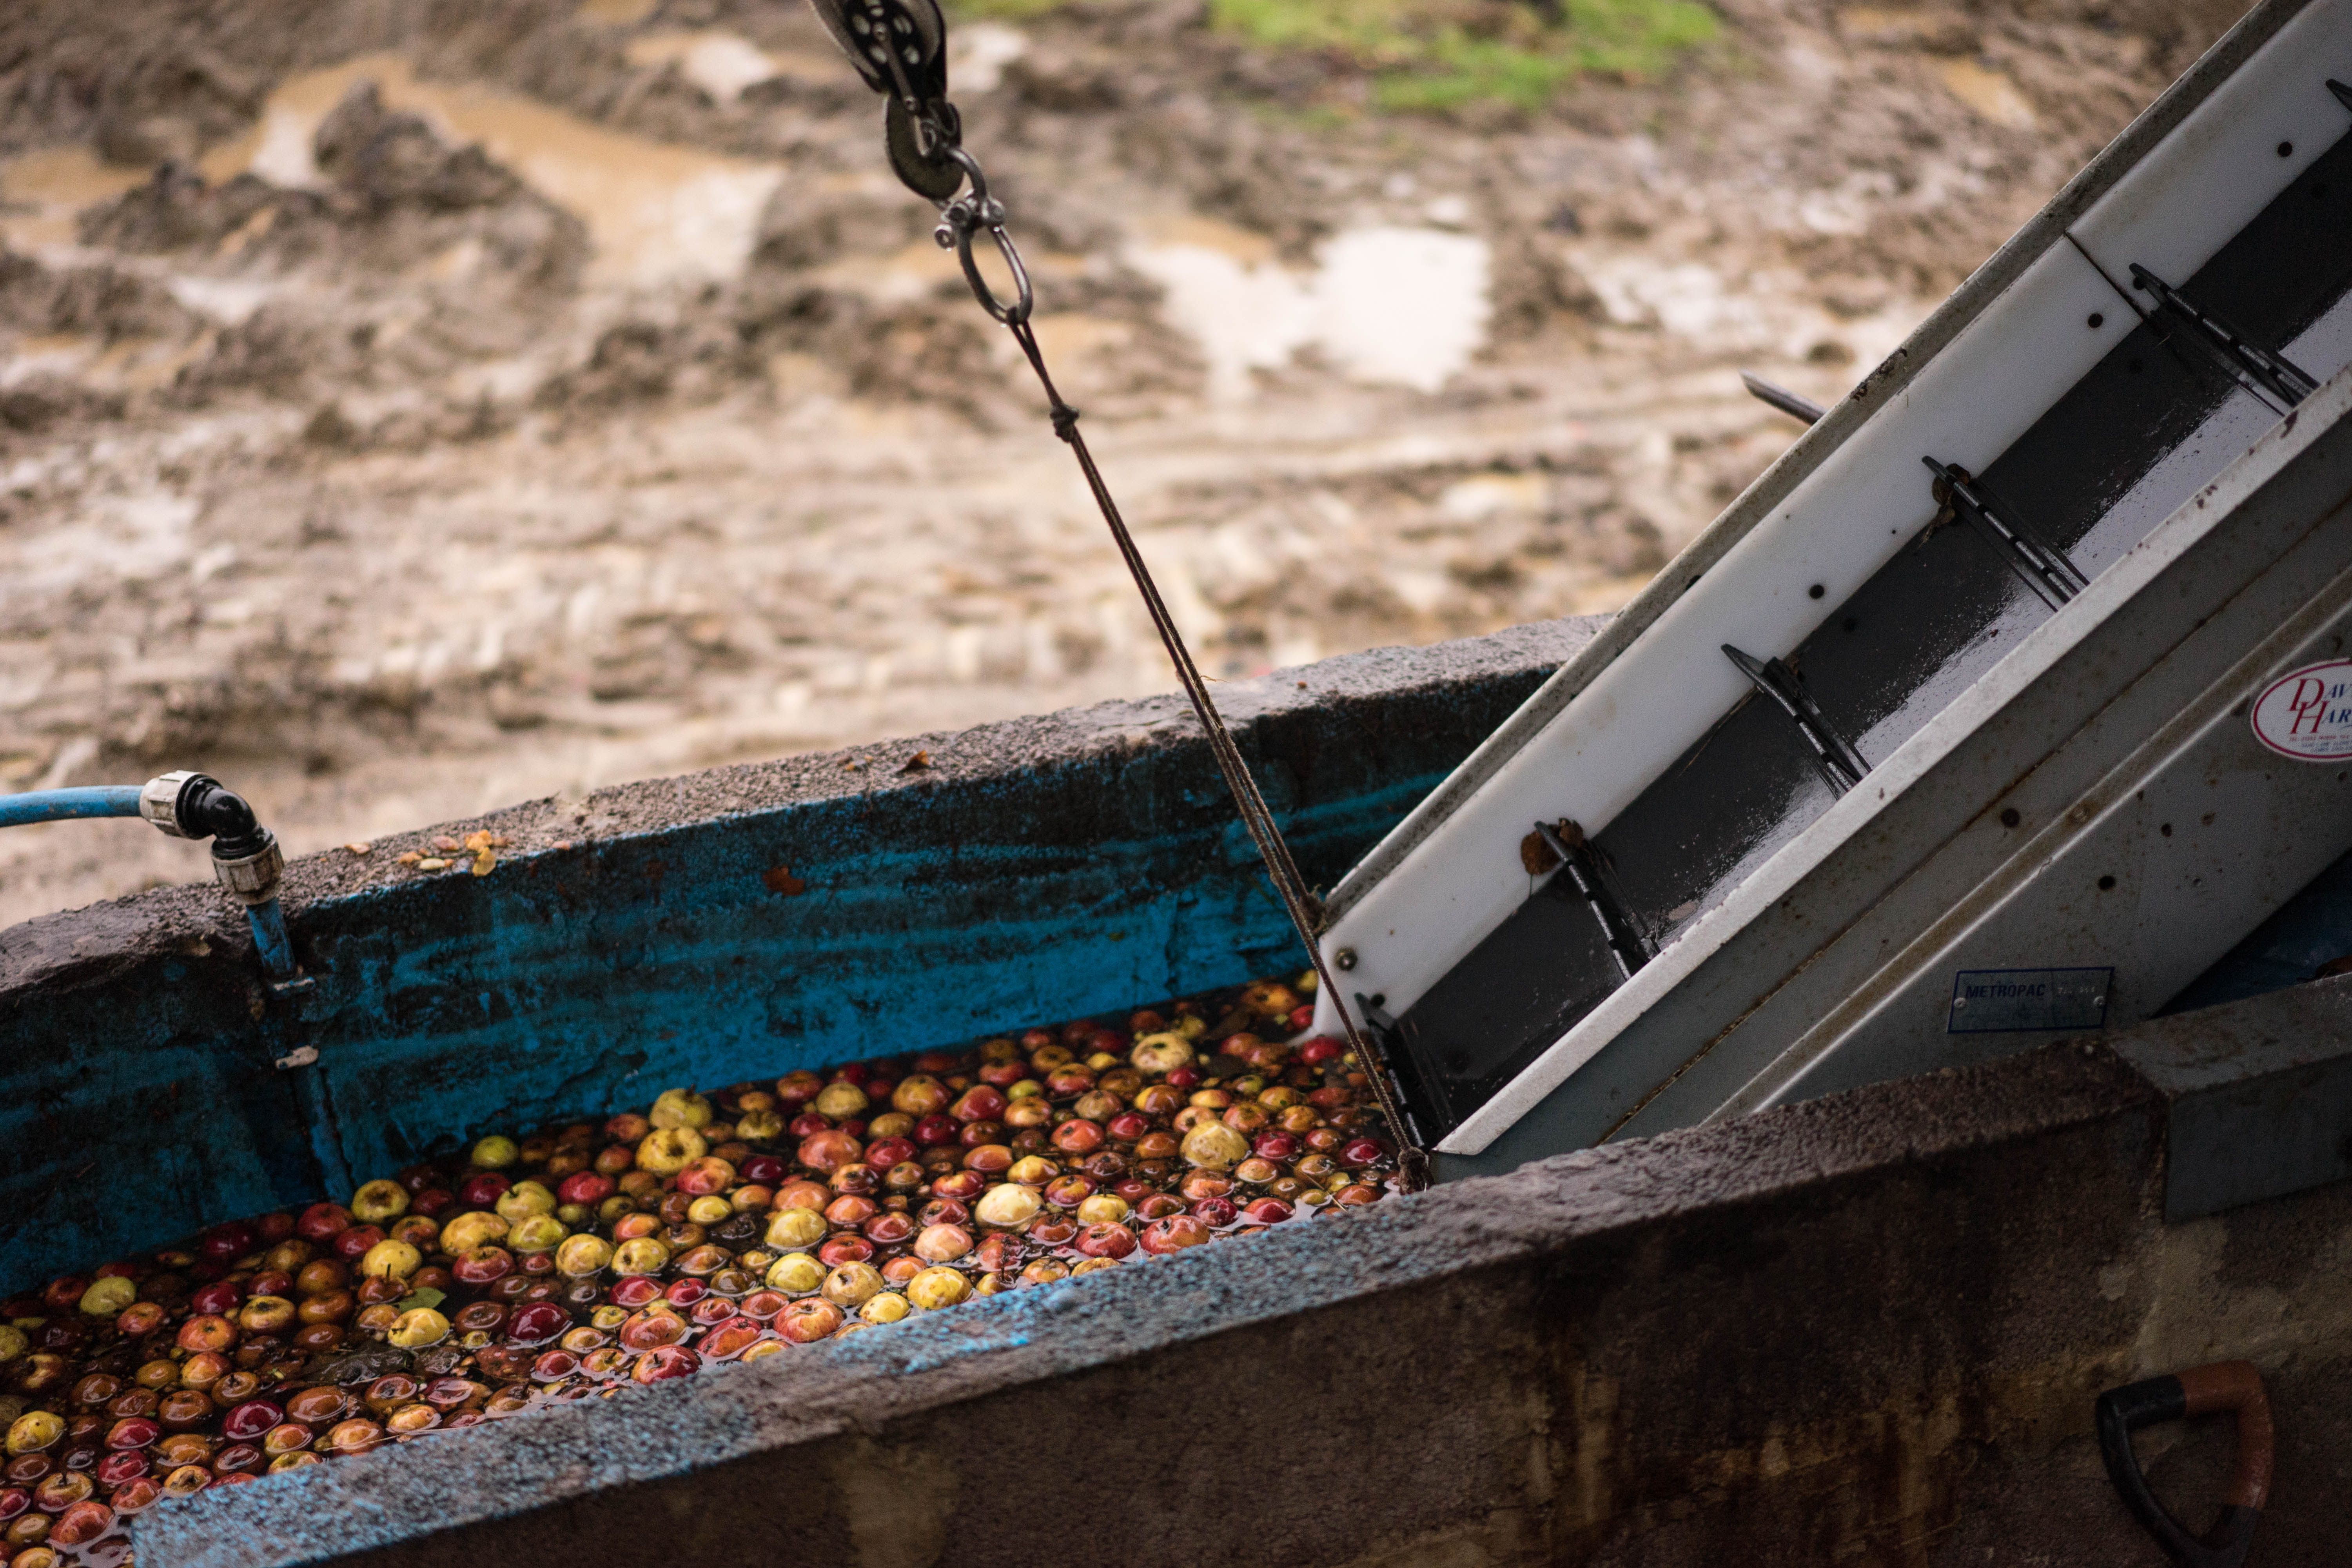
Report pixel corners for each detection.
[933,147,1034,327]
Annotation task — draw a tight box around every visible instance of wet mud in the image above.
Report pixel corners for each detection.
[0,0,2254,924]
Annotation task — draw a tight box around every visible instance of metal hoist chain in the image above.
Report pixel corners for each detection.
[809,0,1428,1191]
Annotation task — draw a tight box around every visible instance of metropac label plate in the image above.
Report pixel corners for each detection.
[1947,967,2114,1034]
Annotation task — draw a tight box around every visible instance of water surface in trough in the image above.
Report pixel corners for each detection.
[0,975,1399,1565]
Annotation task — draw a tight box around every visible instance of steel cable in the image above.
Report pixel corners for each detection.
[997,317,1428,1190]
[838,6,1427,1184]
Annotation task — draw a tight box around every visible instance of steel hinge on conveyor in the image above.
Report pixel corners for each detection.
[1720,645,1870,795]
[1531,819,1657,982]
[2128,262,2320,412]
[1922,457,2089,612]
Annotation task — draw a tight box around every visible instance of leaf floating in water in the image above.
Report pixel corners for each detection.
[308,1345,413,1386]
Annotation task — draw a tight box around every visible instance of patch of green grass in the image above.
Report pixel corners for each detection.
[1211,0,1717,108]
[947,0,1075,18]
[946,0,1716,109]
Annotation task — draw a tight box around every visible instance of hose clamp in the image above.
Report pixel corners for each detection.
[213,830,285,906]
[140,771,203,837]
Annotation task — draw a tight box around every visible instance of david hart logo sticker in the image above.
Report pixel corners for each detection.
[2251,659,2352,760]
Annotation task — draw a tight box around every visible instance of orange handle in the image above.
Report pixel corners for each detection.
[2177,1360,2274,1511]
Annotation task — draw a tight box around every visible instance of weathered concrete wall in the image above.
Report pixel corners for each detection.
[138,984,2352,1568]
[0,617,1601,1292]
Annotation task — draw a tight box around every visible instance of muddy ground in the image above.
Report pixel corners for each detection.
[0,0,2250,924]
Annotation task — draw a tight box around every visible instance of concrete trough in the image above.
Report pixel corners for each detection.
[8,616,2352,1565]
[0,617,1599,1294]
[134,1008,2352,1566]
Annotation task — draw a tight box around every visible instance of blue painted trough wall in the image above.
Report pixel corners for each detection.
[0,619,1597,1292]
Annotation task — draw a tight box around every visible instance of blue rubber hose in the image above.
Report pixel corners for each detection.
[0,786,143,827]
[1,782,299,984]
[246,899,296,981]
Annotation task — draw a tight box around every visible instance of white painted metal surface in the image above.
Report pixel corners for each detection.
[1307,0,2352,1161]
[1651,371,2352,1136]
[1451,364,2352,1161]
[1746,582,2352,1119]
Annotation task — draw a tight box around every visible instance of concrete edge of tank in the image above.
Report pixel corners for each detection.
[0,616,1606,997]
[0,614,1606,1290]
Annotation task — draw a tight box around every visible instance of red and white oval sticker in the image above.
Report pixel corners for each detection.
[2252,659,2352,760]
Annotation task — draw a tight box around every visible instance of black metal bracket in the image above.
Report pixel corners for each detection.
[1739,371,1825,426]
[2129,263,2319,410]
[1531,820,1656,982]
[1350,994,1426,1148]
[1922,457,2089,611]
[1721,645,1868,794]
[1356,992,1399,1035]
